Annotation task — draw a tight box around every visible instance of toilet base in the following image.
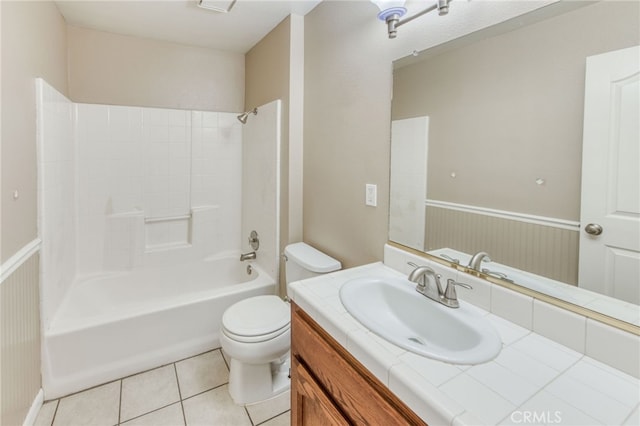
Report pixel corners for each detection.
[228,354,291,405]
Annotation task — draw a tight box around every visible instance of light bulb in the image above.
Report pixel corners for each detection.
[370,0,407,20]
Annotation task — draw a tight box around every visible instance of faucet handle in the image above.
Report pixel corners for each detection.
[433,273,444,296]
[440,254,460,264]
[444,279,473,302]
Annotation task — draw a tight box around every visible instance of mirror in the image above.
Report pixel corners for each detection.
[390,1,640,328]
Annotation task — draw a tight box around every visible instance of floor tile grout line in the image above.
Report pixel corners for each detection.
[173,363,188,426]
[244,405,255,426]
[50,377,122,401]
[254,409,291,426]
[219,347,231,371]
[117,401,183,425]
[49,399,60,426]
[179,398,187,425]
[173,362,184,401]
[180,381,230,402]
[117,347,220,383]
[118,379,123,425]
[178,347,222,365]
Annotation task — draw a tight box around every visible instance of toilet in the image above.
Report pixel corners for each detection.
[219,242,341,405]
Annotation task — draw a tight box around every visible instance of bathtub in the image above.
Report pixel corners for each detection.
[42,255,276,399]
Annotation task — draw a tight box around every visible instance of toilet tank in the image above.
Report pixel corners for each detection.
[284,242,341,286]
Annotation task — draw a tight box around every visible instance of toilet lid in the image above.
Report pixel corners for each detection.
[222,295,290,340]
[223,322,290,344]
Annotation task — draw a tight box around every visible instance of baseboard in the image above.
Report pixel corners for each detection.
[22,389,44,426]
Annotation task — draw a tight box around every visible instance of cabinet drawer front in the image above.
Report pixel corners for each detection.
[292,357,351,426]
[292,304,425,426]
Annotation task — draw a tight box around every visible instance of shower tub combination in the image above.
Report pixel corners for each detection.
[42,254,275,399]
[37,81,284,399]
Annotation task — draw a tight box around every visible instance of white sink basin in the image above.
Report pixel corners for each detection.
[339,276,502,364]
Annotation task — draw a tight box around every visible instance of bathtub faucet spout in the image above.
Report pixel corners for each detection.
[240,251,257,262]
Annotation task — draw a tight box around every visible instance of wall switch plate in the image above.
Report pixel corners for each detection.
[365,184,377,207]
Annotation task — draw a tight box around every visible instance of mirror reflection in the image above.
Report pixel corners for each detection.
[390,1,640,325]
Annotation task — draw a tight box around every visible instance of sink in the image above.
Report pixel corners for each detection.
[339,276,502,364]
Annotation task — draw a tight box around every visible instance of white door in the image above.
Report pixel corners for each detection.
[578,46,640,304]
[389,116,429,251]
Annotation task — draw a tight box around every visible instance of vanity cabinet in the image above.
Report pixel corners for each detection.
[291,302,426,426]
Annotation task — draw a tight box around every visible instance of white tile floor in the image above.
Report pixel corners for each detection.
[34,349,291,426]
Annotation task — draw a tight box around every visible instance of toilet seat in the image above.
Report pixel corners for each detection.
[221,295,290,343]
[222,323,290,343]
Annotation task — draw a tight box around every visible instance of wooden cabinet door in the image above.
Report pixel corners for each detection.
[291,356,350,426]
[291,303,426,426]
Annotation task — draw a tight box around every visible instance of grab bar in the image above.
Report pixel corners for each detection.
[144,214,191,224]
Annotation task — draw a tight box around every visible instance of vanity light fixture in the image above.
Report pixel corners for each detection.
[371,0,452,39]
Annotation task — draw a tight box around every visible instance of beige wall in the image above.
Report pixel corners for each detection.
[1,0,68,262]
[1,2,67,422]
[67,25,244,112]
[245,16,291,112]
[303,1,394,268]
[245,17,291,282]
[392,1,640,221]
[245,15,305,291]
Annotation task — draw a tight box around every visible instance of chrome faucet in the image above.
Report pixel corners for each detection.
[408,265,444,302]
[468,251,491,271]
[408,263,472,308]
[240,251,256,261]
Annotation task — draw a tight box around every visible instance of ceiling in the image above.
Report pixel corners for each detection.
[55,0,322,54]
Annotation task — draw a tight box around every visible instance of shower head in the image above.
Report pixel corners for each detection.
[237,108,257,124]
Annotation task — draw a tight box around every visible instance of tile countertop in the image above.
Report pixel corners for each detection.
[288,262,640,426]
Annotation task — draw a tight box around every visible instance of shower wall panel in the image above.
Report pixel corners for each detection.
[74,104,242,277]
[241,100,281,282]
[38,80,242,284]
[36,79,76,326]
[191,111,242,255]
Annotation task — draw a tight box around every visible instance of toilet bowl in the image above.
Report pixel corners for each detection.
[220,242,341,405]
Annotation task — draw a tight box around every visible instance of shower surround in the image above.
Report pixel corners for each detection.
[36,79,281,398]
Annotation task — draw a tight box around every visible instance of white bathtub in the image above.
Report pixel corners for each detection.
[42,255,276,399]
